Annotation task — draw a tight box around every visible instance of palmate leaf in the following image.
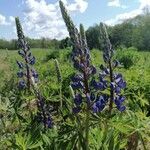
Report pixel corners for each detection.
[13,133,42,150]
[41,134,50,146]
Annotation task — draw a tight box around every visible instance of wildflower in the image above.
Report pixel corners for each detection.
[36,92,53,128]
[18,80,26,89]
[15,17,53,128]
[59,1,97,113]
[15,17,38,90]
[92,23,126,113]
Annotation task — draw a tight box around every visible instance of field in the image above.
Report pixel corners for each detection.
[0,48,150,149]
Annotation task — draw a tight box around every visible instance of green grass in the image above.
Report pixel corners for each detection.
[0,48,150,89]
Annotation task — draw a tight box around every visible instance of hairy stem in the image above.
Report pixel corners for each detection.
[108,60,114,115]
[83,71,90,150]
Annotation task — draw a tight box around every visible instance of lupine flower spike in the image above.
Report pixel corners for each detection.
[15,17,52,128]
[59,0,96,114]
[15,17,38,90]
[91,23,126,114]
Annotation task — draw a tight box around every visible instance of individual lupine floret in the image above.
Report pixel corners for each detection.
[59,1,96,114]
[15,17,38,90]
[91,23,126,113]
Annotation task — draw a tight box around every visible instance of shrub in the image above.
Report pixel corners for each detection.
[45,50,60,61]
[116,48,140,69]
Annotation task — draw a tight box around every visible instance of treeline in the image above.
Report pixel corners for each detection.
[0,12,150,51]
[0,38,61,50]
[86,12,150,51]
[0,37,71,50]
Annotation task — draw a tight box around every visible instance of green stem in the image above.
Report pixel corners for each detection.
[59,83,62,109]
[85,108,90,150]
[108,60,114,115]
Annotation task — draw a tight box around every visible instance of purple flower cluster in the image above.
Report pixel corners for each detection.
[92,94,109,113]
[36,93,53,128]
[59,1,97,114]
[91,23,126,113]
[15,17,52,128]
[15,17,38,89]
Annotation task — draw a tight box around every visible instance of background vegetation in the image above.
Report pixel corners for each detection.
[1,12,150,51]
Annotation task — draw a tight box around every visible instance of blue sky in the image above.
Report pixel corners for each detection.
[0,0,149,40]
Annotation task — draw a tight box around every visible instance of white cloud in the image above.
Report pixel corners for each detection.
[107,0,127,9]
[68,0,88,13]
[0,14,9,25]
[139,0,150,9]
[105,0,150,25]
[105,9,141,25]
[21,0,88,39]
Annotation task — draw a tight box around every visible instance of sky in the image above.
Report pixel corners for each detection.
[0,0,150,40]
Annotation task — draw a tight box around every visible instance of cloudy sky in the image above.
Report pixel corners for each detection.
[0,0,150,40]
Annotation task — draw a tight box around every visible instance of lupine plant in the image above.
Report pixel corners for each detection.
[15,17,52,128]
[59,1,98,149]
[59,1,126,149]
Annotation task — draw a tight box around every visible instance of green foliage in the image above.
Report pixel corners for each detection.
[0,39,18,50]
[0,47,150,149]
[44,50,60,61]
[59,37,71,49]
[86,24,103,50]
[116,48,140,69]
[0,3,150,149]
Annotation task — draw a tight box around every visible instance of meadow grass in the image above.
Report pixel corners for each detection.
[0,48,150,87]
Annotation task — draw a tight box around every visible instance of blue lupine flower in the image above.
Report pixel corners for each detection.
[47,116,53,128]
[59,1,97,115]
[110,82,115,90]
[90,93,95,101]
[92,103,99,113]
[29,56,36,65]
[15,17,38,90]
[71,74,83,82]
[114,96,126,112]
[92,95,109,113]
[113,60,120,68]
[72,107,81,114]
[90,23,126,113]
[71,81,84,90]
[74,94,82,105]
[36,93,53,128]
[18,80,26,89]
[115,87,121,94]
[18,50,25,57]
[16,61,24,69]
[97,23,127,113]
[17,71,24,78]
[16,18,53,128]
[91,79,107,91]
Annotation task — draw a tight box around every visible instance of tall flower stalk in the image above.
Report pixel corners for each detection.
[15,17,52,128]
[54,59,63,109]
[15,17,38,91]
[91,23,126,115]
[59,1,96,149]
